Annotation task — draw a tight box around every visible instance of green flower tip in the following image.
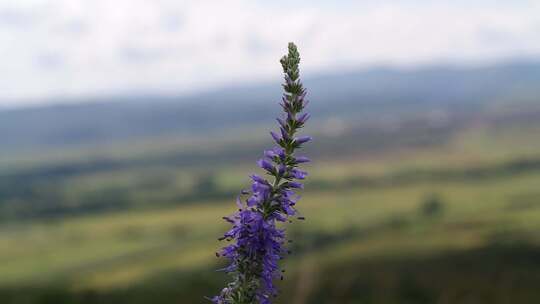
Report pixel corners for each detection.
[280,42,301,81]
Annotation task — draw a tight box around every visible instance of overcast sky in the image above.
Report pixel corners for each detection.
[1,0,539,108]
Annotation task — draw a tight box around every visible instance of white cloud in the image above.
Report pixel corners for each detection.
[0,0,539,106]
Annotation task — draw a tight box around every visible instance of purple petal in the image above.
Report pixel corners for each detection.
[278,164,286,176]
[294,136,312,145]
[250,174,268,184]
[247,196,258,207]
[287,111,294,122]
[236,196,244,208]
[297,113,310,124]
[291,168,308,179]
[280,127,289,140]
[276,117,286,129]
[295,156,311,163]
[270,131,281,144]
[264,149,277,159]
[286,181,303,189]
[257,158,274,172]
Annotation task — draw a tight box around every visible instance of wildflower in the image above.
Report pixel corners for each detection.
[211,42,311,304]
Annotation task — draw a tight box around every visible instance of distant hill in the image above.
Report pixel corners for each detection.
[1,60,539,153]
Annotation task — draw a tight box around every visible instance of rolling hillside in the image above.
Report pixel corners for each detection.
[1,60,539,153]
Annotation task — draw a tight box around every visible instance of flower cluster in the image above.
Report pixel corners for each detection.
[211,43,311,304]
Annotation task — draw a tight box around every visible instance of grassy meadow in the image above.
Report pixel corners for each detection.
[1,106,540,303]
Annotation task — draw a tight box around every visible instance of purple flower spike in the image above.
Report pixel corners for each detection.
[213,42,312,304]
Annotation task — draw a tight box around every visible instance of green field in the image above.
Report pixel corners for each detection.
[1,107,540,303]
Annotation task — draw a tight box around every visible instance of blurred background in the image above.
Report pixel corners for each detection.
[1,1,540,303]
